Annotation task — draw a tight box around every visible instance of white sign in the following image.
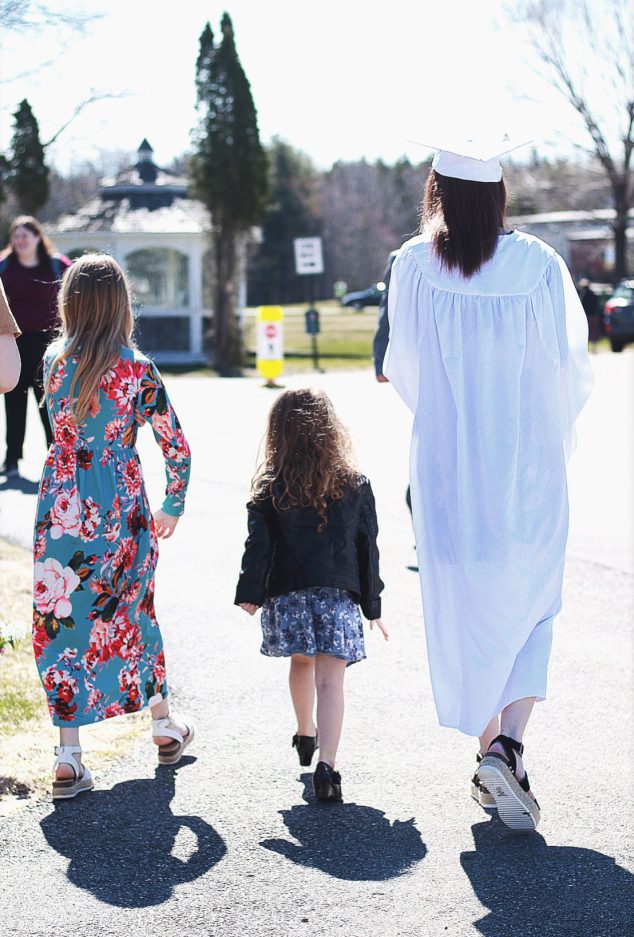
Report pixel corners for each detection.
[257,319,284,362]
[294,237,324,275]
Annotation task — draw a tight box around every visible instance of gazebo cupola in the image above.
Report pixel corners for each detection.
[136,138,158,184]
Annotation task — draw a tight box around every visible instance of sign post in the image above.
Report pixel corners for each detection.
[294,237,324,372]
[256,306,284,387]
[304,307,321,370]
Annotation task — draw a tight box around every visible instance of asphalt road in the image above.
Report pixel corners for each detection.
[0,354,632,937]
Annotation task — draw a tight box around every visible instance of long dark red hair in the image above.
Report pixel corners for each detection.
[422,170,507,278]
[252,388,358,529]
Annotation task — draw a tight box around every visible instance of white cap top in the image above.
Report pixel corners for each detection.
[409,133,531,183]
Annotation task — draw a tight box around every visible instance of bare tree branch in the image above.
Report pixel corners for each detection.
[508,0,634,279]
[0,0,100,33]
[43,91,131,149]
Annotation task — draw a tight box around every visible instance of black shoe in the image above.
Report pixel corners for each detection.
[312,761,342,803]
[292,733,318,767]
[1,460,18,478]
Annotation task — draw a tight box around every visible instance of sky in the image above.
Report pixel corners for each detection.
[0,0,607,175]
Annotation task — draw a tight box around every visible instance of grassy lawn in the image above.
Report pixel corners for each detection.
[0,539,145,811]
[161,302,378,377]
[243,301,376,371]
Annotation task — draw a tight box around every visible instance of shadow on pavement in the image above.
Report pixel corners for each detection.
[260,772,426,880]
[462,818,634,937]
[0,474,39,494]
[40,758,226,907]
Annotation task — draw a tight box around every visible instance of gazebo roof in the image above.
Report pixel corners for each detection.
[54,196,210,235]
[52,139,209,234]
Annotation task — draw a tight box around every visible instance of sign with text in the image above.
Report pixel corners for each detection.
[294,237,324,275]
[256,306,284,380]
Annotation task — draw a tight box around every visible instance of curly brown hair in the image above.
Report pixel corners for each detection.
[252,388,359,529]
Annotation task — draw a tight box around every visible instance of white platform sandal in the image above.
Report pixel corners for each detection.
[152,716,195,765]
[52,745,94,800]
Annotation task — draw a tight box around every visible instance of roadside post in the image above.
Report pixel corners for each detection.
[304,307,321,371]
[256,305,284,388]
[294,237,324,372]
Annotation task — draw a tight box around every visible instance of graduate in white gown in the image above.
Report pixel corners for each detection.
[383,136,593,830]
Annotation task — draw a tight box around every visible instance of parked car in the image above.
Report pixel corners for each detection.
[603,279,634,352]
[341,281,386,310]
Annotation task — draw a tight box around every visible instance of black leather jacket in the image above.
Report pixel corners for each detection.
[234,477,383,619]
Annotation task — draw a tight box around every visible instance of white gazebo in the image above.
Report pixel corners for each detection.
[49,139,249,365]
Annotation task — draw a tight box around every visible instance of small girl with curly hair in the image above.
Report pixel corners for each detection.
[235,388,387,802]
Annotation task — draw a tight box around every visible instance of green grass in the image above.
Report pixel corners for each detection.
[244,302,375,373]
[162,302,377,377]
[0,684,41,729]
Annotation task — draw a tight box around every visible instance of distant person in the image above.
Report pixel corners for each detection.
[33,254,193,800]
[384,135,593,831]
[0,216,72,476]
[235,388,387,803]
[373,249,413,518]
[578,278,601,352]
[0,280,20,394]
[373,250,397,383]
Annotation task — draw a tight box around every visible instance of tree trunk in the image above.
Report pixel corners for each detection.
[612,178,630,283]
[212,225,244,374]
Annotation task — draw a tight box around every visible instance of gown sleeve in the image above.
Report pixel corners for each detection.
[382,248,423,412]
[546,255,594,459]
[138,360,192,516]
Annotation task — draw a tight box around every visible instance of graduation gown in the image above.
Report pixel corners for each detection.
[383,230,593,736]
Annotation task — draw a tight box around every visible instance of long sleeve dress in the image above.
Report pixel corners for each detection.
[383,230,593,736]
[33,346,191,726]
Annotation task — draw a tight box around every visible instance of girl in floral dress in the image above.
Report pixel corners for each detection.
[235,389,388,803]
[33,254,193,799]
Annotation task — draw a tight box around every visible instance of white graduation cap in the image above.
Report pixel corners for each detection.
[409,133,531,183]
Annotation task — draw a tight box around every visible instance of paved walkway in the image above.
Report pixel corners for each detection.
[0,358,632,936]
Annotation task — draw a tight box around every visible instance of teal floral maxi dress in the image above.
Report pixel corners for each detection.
[33,346,191,726]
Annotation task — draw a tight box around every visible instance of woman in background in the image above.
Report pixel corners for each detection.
[0,216,71,476]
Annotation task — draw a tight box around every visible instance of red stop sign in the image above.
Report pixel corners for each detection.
[265,324,277,338]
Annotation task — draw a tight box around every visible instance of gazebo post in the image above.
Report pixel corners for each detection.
[189,244,203,358]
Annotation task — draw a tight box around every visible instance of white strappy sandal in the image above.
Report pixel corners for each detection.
[152,715,195,765]
[52,745,94,800]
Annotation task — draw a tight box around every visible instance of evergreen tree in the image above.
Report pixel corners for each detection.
[191,14,268,373]
[248,138,322,305]
[9,99,49,215]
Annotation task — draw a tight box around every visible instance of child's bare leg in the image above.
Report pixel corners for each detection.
[150,695,190,746]
[289,654,316,736]
[314,654,347,768]
[478,715,500,756]
[56,726,80,780]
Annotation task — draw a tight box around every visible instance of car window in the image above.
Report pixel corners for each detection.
[613,284,634,300]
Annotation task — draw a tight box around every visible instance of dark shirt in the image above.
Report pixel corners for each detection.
[0,254,71,333]
[234,477,383,620]
[579,285,599,317]
[373,251,398,376]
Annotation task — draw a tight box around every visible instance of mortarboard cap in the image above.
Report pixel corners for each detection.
[409,133,531,183]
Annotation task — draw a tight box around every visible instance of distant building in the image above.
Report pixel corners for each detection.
[49,139,249,364]
[509,207,634,282]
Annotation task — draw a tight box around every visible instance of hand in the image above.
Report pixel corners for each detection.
[370,618,389,640]
[376,374,389,383]
[239,603,260,616]
[134,408,147,427]
[154,510,179,539]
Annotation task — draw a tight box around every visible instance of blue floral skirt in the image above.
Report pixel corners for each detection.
[261,587,365,665]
